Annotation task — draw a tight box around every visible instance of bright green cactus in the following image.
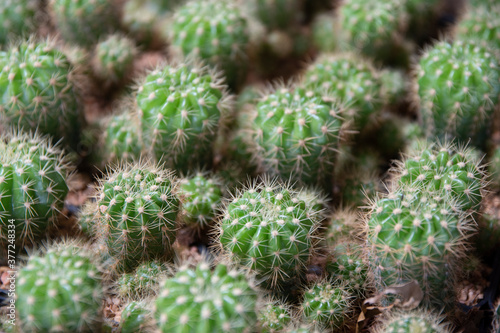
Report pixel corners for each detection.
[217,179,323,288]
[0,131,71,255]
[16,241,103,332]
[258,298,293,333]
[0,0,38,46]
[251,0,303,31]
[137,62,231,172]
[118,261,168,299]
[178,173,222,229]
[91,34,137,87]
[119,300,155,333]
[302,53,384,130]
[0,39,85,150]
[168,0,250,89]
[92,162,180,272]
[154,261,258,333]
[49,0,119,48]
[414,39,500,148]
[244,86,345,187]
[455,4,500,50]
[372,310,452,333]
[301,280,352,329]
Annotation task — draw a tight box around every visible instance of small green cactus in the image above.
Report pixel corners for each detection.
[91,161,180,272]
[414,39,500,148]
[49,0,119,47]
[137,62,231,172]
[455,4,500,50]
[0,39,85,150]
[168,0,251,89]
[154,261,258,332]
[117,261,168,300]
[16,241,103,332]
[216,178,323,288]
[372,310,452,333]
[178,172,222,229]
[119,300,155,333]
[91,34,137,87]
[0,0,38,46]
[258,298,293,333]
[0,130,71,255]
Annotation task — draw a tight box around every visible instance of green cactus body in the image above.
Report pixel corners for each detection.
[120,301,154,333]
[338,0,410,67]
[258,299,292,333]
[326,209,360,245]
[137,63,230,172]
[301,281,352,329]
[303,54,383,130]
[179,173,222,228]
[456,4,500,50]
[0,131,70,253]
[169,0,250,89]
[118,261,167,299]
[17,242,103,332]
[0,0,37,46]
[252,0,303,31]
[415,40,500,148]
[312,13,340,53]
[92,34,137,86]
[49,0,119,47]
[155,262,258,333]
[247,87,344,186]
[0,40,84,150]
[217,180,322,288]
[374,311,452,333]
[93,163,180,272]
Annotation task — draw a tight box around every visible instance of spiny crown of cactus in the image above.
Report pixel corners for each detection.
[118,261,169,300]
[179,172,222,228]
[17,240,103,332]
[301,279,353,329]
[216,178,323,288]
[0,0,38,46]
[258,298,293,333]
[92,34,137,85]
[372,310,452,333]
[93,161,180,272]
[137,62,232,172]
[0,130,71,252]
[0,39,84,150]
[49,0,119,48]
[302,53,384,130]
[168,0,250,89]
[154,260,258,333]
[245,85,345,186]
[455,3,500,50]
[414,39,500,148]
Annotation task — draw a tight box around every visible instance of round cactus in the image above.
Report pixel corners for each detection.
[372,310,452,333]
[117,261,168,300]
[301,280,352,329]
[0,0,38,46]
[137,62,231,172]
[91,34,137,87]
[92,162,180,272]
[0,130,71,255]
[216,179,323,288]
[178,172,222,229]
[154,261,258,332]
[168,0,250,89]
[455,4,500,50]
[16,241,103,332]
[302,53,384,130]
[243,86,345,187]
[258,298,293,333]
[119,300,155,333]
[49,0,119,48]
[414,39,500,148]
[0,39,85,150]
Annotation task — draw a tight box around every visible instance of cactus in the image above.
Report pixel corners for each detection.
[251,0,303,31]
[300,279,352,329]
[217,178,323,288]
[455,3,500,50]
[0,130,71,255]
[0,0,38,46]
[49,0,119,48]
[178,172,222,229]
[16,241,103,332]
[137,62,231,172]
[372,310,452,333]
[119,300,155,333]
[91,34,137,87]
[117,261,168,299]
[0,39,85,150]
[325,208,361,245]
[168,0,250,89]
[302,53,384,130]
[414,39,500,149]
[312,13,340,53]
[154,261,258,332]
[243,86,345,187]
[258,298,293,333]
[91,162,180,272]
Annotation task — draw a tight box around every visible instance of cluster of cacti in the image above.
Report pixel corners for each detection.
[16,241,103,332]
[0,130,71,254]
